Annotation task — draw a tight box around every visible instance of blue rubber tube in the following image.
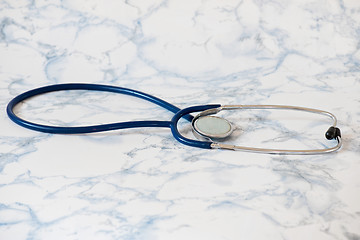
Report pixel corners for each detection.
[7,83,184,134]
[7,83,219,149]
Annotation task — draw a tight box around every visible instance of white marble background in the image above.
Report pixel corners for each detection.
[1,0,360,239]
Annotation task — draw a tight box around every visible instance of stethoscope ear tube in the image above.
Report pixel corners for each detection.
[202,105,342,155]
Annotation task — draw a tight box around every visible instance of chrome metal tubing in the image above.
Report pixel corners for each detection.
[211,137,342,155]
[220,105,337,126]
[207,105,342,155]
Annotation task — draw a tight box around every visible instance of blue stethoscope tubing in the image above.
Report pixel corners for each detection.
[6,83,218,149]
[7,83,342,154]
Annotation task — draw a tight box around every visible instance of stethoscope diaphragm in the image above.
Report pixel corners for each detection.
[192,115,233,140]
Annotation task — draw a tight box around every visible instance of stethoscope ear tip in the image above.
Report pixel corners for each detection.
[325,126,341,140]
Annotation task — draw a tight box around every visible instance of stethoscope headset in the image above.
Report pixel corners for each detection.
[7,83,342,155]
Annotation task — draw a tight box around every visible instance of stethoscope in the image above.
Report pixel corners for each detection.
[7,83,342,155]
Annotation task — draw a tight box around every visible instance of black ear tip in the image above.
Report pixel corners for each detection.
[325,126,341,140]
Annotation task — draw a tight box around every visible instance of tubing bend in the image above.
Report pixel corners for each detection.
[170,104,221,149]
[7,83,191,134]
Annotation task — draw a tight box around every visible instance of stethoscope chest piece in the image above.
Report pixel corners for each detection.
[192,115,233,140]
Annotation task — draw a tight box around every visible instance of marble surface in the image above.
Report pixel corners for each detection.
[1,0,360,239]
